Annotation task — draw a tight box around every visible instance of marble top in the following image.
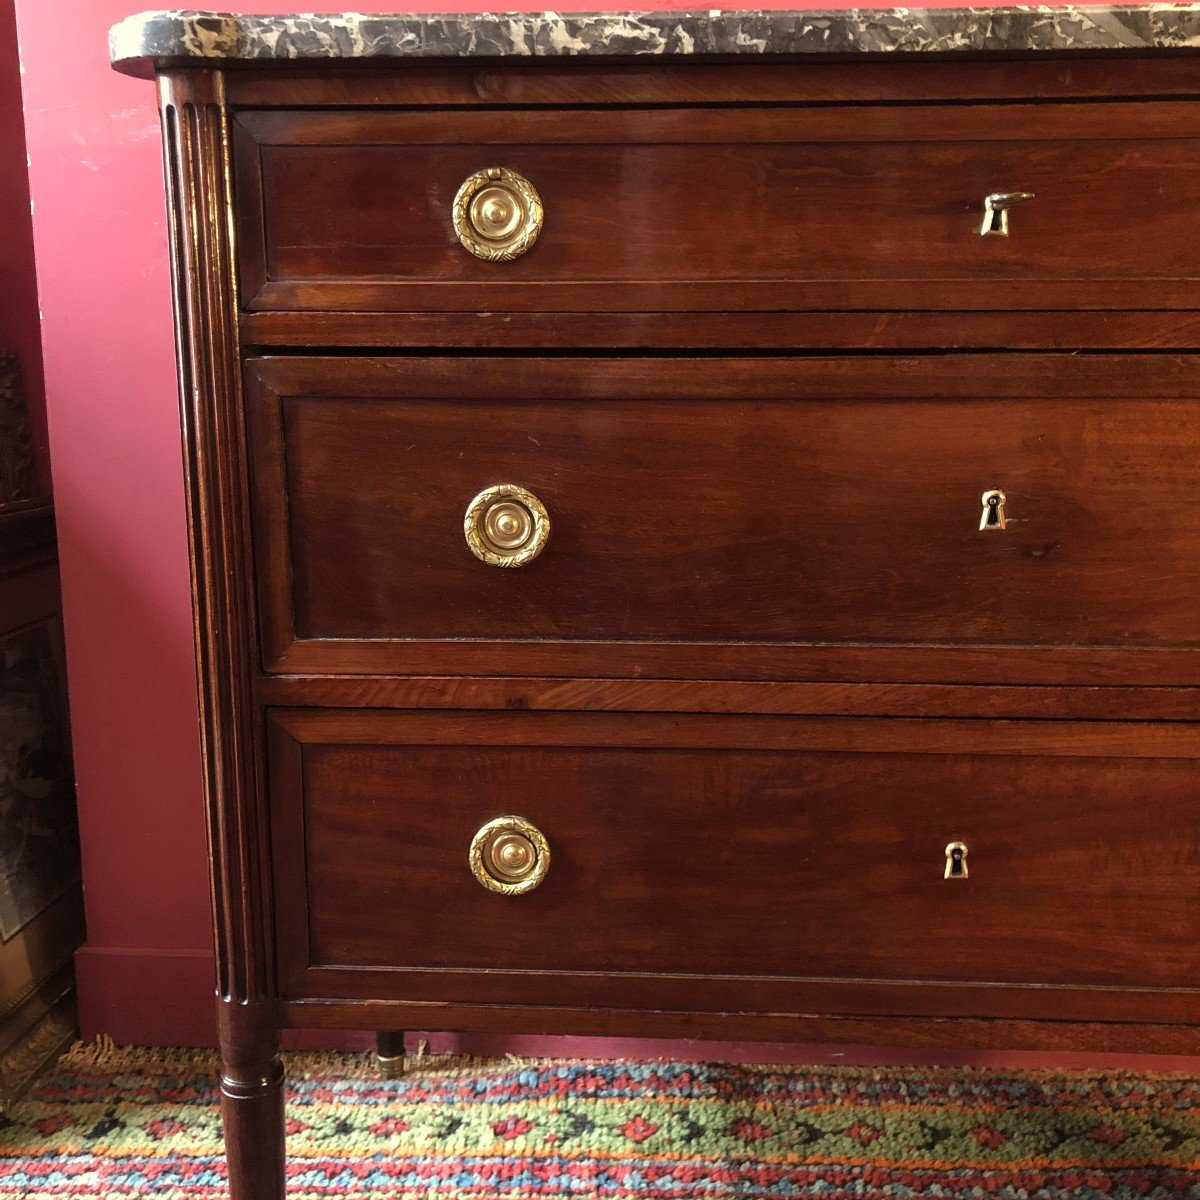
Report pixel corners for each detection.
[109,6,1200,75]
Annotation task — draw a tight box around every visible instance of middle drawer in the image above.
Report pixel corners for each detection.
[245,354,1200,685]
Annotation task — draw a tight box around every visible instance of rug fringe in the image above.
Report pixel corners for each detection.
[62,1036,221,1073]
[57,1038,537,1081]
[54,1038,1197,1084]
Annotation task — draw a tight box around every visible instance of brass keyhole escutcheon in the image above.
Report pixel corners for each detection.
[452,167,543,261]
[979,488,1007,532]
[944,841,969,880]
[470,816,551,895]
[464,484,550,567]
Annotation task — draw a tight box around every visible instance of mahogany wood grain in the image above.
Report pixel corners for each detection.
[222,56,1200,108]
[233,103,1200,314]
[261,643,1200,687]
[239,309,1200,352]
[266,709,1200,754]
[245,355,1200,683]
[160,69,283,1200]
[254,676,1200,721]
[162,69,272,1010]
[268,710,1200,1014]
[282,1001,1200,1055]
[287,967,1200,1028]
[247,348,1200,399]
[242,101,1199,143]
[218,1003,285,1200]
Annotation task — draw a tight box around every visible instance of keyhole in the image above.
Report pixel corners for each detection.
[979,489,1007,532]
[944,841,969,880]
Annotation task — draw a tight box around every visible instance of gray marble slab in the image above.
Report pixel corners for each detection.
[109,6,1200,76]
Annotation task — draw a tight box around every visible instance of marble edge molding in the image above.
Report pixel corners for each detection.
[109,5,1200,75]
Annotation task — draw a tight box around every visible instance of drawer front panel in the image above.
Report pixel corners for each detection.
[270,711,1200,1017]
[247,355,1200,683]
[234,103,1200,313]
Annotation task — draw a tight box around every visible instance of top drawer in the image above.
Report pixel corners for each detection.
[233,101,1200,315]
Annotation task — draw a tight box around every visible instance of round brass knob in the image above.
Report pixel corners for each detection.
[464,484,550,568]
[469,816,550,895]
[452,167,543,261]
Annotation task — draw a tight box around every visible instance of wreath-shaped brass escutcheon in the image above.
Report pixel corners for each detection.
[469,815,551,895]
[464,484,550,568]
[452,167,543,262]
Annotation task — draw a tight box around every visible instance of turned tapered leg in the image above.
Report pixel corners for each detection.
[376,1030,407,1078]
[219,1003,285,1200]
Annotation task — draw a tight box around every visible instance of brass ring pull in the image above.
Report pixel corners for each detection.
[470,816,550,895]
[980,191,1035,237]
[452,167,543,261]
[464,484,550,568]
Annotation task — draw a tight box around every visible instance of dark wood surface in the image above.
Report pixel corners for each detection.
[0,504,55,576]
[269,710,1200,1015]
[149,52,1200,1200]
[283,1001,1200,1055]
[255,676,1200,721]
[239,309,1200,352]
[160,70,284,1200]
[223,56,1200,109]
[285,1008,1200,1056]
[233,103,1200,314]
[246,355,1200,683]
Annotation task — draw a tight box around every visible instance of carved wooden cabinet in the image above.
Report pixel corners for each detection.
[112,8,1200,1196]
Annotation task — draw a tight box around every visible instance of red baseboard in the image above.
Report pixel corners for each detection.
[74,946,372,1050]
[75,945,1200,1070]
[75,945,218,1047]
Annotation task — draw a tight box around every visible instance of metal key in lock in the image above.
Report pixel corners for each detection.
[980,191,1035,237]
[944,841,969,880]
[979,488,1007,532]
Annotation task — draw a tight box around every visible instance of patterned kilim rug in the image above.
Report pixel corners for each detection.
[0,1042,1198,1198]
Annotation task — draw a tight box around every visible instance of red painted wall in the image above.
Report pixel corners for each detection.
[0,0,47,489]
[14,0,212,1047]
[13,0,1197,1068]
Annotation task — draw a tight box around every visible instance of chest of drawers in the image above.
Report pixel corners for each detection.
[112,7,1200,1196]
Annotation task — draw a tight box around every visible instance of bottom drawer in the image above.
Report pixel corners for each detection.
[268,711,1200,1023]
